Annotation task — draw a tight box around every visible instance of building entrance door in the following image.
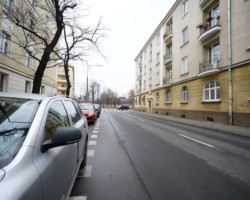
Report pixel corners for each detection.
[148,100,152,113]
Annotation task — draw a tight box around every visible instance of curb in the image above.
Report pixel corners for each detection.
[130,110,250,138]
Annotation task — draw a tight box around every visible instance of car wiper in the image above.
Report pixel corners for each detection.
[0,104,10,122]
[0,127,28,136]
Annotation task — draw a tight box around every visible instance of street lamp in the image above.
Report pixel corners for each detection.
[85,61,102,102]
[99,81,105,108]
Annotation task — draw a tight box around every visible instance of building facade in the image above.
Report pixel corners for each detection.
[134,0,250,127]
[0,0,57,94]
[57,65,75,97]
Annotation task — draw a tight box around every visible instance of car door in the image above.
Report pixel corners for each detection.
[63,100,87,164]
[34,100,78,200]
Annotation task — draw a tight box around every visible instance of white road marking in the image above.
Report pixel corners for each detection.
[93,130,99,134]
[91,135,98,139]
[87,150,95,157]
[77,165,92,177]
[178,134,216,148]
[69,196,87,200]
[94,127,99,130]
[88,140,97,145]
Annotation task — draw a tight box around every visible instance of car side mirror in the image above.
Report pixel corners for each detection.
[41,127,82,153]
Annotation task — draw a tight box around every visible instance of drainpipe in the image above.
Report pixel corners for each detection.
[228,0,233,125]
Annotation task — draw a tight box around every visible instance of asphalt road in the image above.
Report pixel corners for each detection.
[71,109,250,200]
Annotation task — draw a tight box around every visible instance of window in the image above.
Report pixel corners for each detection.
[182,57,188,74]
[31,0,37,8]
[182,27,188,44]
[203,80,220,101]
[149,68,152,79]
[64,101,81,124]
[150,51,152,61]
[0,73,6,92]
[157,34,160,44]
[156,52,160,64]
[40,86,45,94]
[182,0,188,16]
[25,81,31,93]
[156,92,159,104]
[156,72,160,84]
[44,101,70,140]
[30,20,35,39]
[181,86,188,102]
[143,80,146,90]
[1,31,11,55]
[26,52,32,67]
[144,65,146,74]
[149,84,152,94]
[208,43,220,67]
[45,14,49,27]
[165,90,172,103]
[3,0,14,13]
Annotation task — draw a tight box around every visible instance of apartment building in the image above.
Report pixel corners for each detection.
[0,0,57,94]
[134,0,250,127]
[57,65,75,97]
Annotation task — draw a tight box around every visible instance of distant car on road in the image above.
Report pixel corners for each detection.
[0,92,88,200]
[94,104,101,118]
[117,105,129,110]
[79,103,97,124]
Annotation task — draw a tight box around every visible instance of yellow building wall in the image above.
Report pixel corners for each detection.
[134,65,250,125]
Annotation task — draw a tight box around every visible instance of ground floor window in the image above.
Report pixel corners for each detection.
[181,86,188,102]
[165,90,172,103]
[203,80,220,101]
[156,92,159,104]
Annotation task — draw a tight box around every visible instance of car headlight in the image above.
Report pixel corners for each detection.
[88,112,94,116]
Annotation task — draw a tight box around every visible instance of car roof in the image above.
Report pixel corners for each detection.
[0,92,74,102]
[0,92,46,101]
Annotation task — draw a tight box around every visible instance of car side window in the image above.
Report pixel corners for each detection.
[64,100,81,124]
[44,100,70,140]
[73,101,83,117]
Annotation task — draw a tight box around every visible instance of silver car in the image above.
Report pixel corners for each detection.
[0,92,88,200]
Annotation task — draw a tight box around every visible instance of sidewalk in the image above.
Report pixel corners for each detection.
[131,110,250,138]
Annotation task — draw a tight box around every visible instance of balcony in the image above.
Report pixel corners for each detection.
[198,57,220,77]
[197,16,221,42]
[163,29,173,43]
[198,0,209,7]
[163,77,172,86]
[163,54,172,65]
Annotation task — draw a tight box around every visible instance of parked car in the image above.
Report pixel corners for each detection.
[0,92,88,200]
[79,103,97,124]
[94,104,101,118]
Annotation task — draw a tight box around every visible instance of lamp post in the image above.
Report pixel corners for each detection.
[85,61,102,102]
[99,81,105,108]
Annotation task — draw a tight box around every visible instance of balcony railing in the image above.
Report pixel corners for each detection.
[163,54,172,65]
[197,16,221,41]
[163,29,173,43]
[163,77,172,86]
[199,56,220,76]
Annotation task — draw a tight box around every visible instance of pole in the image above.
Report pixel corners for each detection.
[228,0,233,125]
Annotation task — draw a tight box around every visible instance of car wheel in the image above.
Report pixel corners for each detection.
[80,135,88,168]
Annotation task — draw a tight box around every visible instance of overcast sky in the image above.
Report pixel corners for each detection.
[74,0,176,97]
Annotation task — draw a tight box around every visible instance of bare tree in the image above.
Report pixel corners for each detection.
[88,80,96,103]
[0,0,79,93]
[56,15,106,96]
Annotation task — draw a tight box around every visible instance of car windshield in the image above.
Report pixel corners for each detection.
[0,97,40,168]
[94,104,99,109]
[79,104,93,110]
